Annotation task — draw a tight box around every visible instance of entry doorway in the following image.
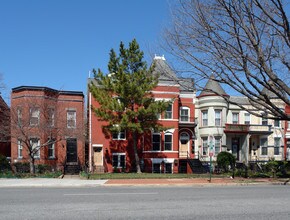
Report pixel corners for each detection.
[93,147,103,166]
[232,138,240,160]
[179,132,190,158]
[66,138,77,163]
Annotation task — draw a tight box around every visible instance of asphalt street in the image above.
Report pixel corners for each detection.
[0,185,289,220]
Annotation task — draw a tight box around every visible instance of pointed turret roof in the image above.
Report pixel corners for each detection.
[199,75,228,97]
[152,55,178,85]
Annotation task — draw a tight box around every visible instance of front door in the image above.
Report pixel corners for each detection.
[93,147,103,166]
[232,138,239,160]
[179,132,189,158]
[66,138,77,163]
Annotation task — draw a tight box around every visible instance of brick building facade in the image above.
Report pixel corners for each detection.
[88,56,197,173]
[0,94,10,157]
[10,86,85,172]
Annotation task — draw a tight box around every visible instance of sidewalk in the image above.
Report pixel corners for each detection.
[0,178,107,187]
[104,177,290,186]
[0,177,288,187]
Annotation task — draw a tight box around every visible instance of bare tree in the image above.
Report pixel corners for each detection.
[163,0,290,120]
[11,96,84,174]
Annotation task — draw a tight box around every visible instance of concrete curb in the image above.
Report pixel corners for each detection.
[0,178,289,188]
[0,178,107,188]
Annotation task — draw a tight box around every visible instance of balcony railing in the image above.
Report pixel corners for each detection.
[179,117,196,127]
[224,123,272,134]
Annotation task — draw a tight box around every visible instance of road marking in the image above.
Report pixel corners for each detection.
[64,192,158,196]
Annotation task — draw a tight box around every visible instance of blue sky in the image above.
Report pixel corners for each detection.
[0,0,171,104]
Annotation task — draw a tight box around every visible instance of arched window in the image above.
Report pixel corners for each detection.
[180,132,189,145]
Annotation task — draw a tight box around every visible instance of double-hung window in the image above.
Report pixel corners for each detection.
[48,139,55,158]
[244,113,250,125]
[47,108,55,127]
[202,137,208,156]
[232,113,239,124]
[164,133,173,151]
[274,119,280,128]
[67,110,76,128]
[18,139,23,158]
[260,138,268,156]
[30,138,40,158]
[30,107,40,126]
[165,104,172,119]
[214,137,221,155]
[152,132,161,151]
[112,153,125,168]
[262,117,268,126]
[202,110,208,127]
[112,131,126,140]
[17,108,22,126]
[180,107,189,122]
[215,110,221,126]
[274,137,280,156]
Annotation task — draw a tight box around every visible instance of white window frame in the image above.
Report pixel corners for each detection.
[164,133,173,151]
[215,109,221,126]
[180,106,190,122]
[214,136,221,156]
[17,108,22,126]
[244,113,250,125]
[232,112,239,124]
[30,138,40,158]
[152,132,161,151]
[274,119,280,128]
[48,108,55,127]
[260,138,268,156]
[202,110,208,127]
[164,103,173,119]
[202,137,208,156]
[30,107,40,126]
[112,130,126,140]
[274,137,281,156]
[261,117,268,126]
[67,110,76,128]
[112,153,126,168]
[18,139,23,158]
[48,140,55,158]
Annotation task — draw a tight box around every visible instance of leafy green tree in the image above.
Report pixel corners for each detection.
[90,39,169,173]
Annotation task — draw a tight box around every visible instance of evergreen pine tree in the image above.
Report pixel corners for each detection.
[90,39,169,173]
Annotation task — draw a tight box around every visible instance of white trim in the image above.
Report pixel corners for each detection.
[151,158,175,163]
[180,106,190,122]
[164,128,175,133]
[164,133,173,151]
[159,119,179,122]
[92,144,103,148]
[154,98,172,101]
[143,151,178,153]
[152,91,180,95]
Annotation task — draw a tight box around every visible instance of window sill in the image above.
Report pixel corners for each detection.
[48,157,56,160]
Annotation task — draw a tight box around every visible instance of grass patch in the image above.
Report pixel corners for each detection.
[0,171,63,179]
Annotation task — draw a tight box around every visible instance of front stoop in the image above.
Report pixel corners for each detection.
[63,175,80,179]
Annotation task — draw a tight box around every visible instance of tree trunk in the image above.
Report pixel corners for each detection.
[133,131,142,173]
[29,156,35,174]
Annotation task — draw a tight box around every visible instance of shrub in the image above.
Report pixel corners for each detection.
[13,162,30,173]
[217,151,236,172]
[0,154,11,171]
[36,164,52,174]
